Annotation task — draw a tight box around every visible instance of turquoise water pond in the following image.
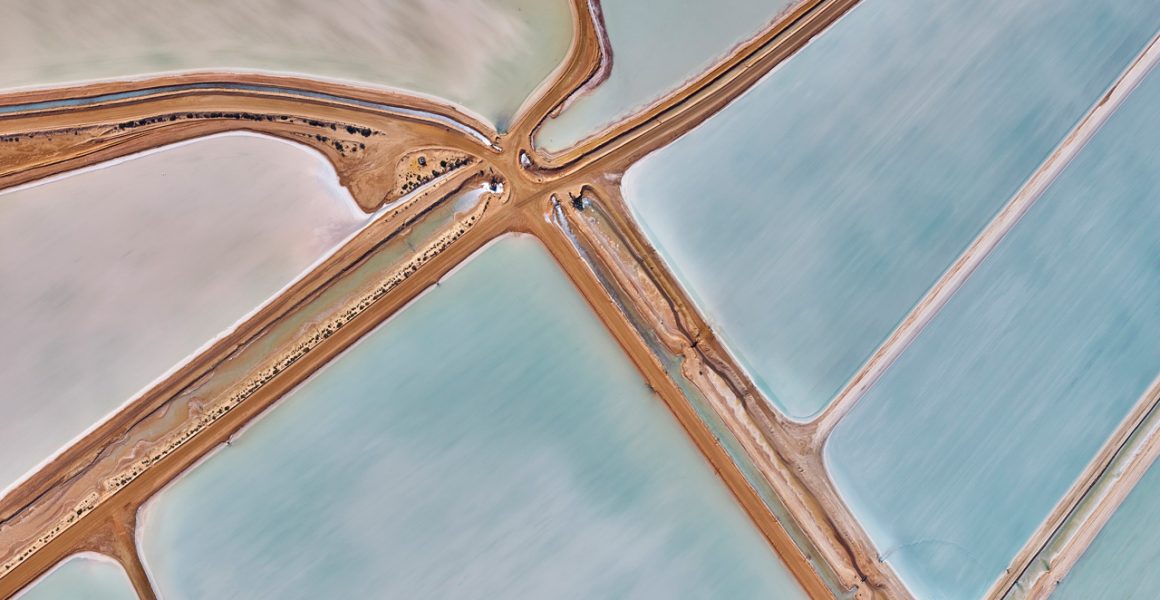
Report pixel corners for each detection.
[826,57,1160,599]
[623,0,1160,419]
[16,554,136,600]
[138,235,806,600]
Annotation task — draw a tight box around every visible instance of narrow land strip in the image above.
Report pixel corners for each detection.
[0,0,987,598]
[0,169,501,590]
[811,29,1160,451]
[1004,376,1160,599]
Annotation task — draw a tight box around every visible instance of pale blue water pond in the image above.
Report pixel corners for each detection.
[138,236,805,600]
[825,60,1160,599]
[15,554,137,600]
[536,0,799,152]
[623,0,1160,419]
[1054,451,1160,599]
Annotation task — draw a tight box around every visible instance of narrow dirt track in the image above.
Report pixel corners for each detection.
[0,1,1000,598]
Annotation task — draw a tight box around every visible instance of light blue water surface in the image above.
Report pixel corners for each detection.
[623,0,1160,419]
[16,554,137,600]
[138,236,806,600]
[536,0,799,151]
[826,61,1160,599]
[1055,449,1160,599]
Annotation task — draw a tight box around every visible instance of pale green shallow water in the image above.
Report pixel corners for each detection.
[1055,448,1160,598]
[0,133,366,499]
[623,0,1160,420]
[16,554,137,600]
[826,61,1160,599]
[535,0,799,152]
[138,236,806,600]
[0,0,571,130]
